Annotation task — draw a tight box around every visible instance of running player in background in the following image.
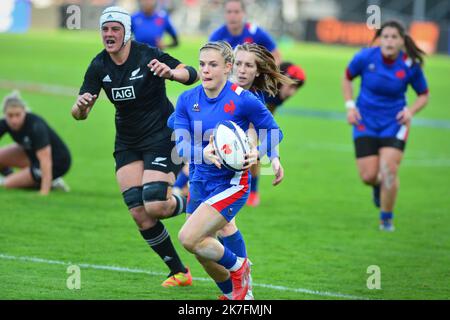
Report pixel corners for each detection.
[0,91,71,194]
[132,0,179,49]
[342,20,429,231]
[174,41,284,300]
[72,6,198,286]
[209,0,282,65]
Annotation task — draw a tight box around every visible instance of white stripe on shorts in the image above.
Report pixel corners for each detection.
[396,125,408,141]
[205,185,244,207]
[205,171,246,206]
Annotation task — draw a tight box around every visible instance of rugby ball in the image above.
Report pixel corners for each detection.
[213,120,250,172]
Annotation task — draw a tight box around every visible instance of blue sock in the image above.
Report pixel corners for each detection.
[380,211,393,222]
[250,175,258,192]
[216,279,233,295]
[174,170,189,189]
[217,246,237,270]
[222,230,247,258]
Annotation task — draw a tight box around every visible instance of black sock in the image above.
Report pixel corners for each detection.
[140,221,187,276]
[172,194,187,217]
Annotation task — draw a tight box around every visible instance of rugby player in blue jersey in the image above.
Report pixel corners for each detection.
[209,0,281,65]
[174,41,284,299]
[342,21,429,231]
[132,0,179,49]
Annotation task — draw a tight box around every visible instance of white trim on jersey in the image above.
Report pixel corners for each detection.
[405,58,413,68]
[234,86,244,96]
[248,23,258,34]
[231,84,244,96]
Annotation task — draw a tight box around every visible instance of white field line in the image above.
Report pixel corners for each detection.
[0,253,369,300]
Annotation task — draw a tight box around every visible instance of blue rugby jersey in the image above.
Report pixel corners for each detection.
[346,47,428,118]
[174,81,283,181]
[209,23,277,51]
[131,10,177,47]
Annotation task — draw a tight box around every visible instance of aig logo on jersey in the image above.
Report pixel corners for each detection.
[112,86,136,101]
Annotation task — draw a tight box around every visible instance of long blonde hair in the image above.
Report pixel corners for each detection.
[234,43,295,97]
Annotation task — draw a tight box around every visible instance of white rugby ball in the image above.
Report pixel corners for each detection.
[213,120,250,172]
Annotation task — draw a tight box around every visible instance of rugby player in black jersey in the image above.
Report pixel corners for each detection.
[0,91,71,195]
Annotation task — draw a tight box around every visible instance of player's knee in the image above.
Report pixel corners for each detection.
[142,181,171,218]
[194,254,208,264]
[122,186,144,210]
[218,223,238,238]
[380,161,398,190]
[130,207,156,230]
[360,171,378,185]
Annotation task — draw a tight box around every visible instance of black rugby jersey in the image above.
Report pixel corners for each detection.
[79,41,181,151]
[0,113,71,165]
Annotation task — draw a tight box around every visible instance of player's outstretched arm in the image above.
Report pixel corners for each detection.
[148,59,198,85]
[71,93,97,120]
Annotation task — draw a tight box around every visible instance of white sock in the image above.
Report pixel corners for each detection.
[229,256,245,272]
[0,176,4,186]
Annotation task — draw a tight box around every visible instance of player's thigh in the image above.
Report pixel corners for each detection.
[116,161,145,192]
[379,147,404,173]
[3,168,37,189]
[0,144,30,168]
[179,203,228,245]
[218,218,238,238]
[142,169,175,185]
[354,137,379,180]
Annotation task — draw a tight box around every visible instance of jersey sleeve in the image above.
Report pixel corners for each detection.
[255,27,277,52]
[242,92,283,160]
[174,94,202,163]
[409,64,429,95]
[30,120,50,151]
[79,58,102,96]
[154,48,181,69]
[346,48,369,80]
[208,27,222,41]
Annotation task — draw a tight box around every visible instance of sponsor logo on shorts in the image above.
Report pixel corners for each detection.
[112,86,136,101]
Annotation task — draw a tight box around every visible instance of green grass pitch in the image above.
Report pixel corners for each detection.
[0,31,449,300]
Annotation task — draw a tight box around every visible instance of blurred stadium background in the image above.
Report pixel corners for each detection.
[0,0,449,300]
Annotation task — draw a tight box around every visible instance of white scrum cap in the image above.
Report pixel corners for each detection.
[99,6,131,46]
